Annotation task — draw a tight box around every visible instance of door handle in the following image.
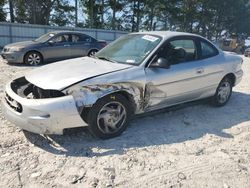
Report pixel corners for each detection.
[64,44,71,47]
[196,68,204,74]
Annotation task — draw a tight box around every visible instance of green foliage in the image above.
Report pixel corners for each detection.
[81,0,250,37]
[0,0,6,21]
[11,0,74,26]
[50,0,75,26]
[2,0,250,37]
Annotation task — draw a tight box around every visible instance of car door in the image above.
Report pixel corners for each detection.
[196,38,224,91]
[70,34,94,57]
[43,34,71,61]
[144,37,215,110]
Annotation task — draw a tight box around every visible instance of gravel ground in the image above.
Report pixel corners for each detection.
[0,56,250,188]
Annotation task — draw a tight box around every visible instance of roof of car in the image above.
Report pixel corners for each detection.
[132,31,201,40]
[49,30,87,35]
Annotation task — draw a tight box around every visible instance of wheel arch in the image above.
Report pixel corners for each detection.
[23,50,44,63]
[87,48,99,56]
[103,90,137,114]
[80,90,137,124]
[223,73,236,86]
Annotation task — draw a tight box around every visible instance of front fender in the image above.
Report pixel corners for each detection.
[63,82,145,114]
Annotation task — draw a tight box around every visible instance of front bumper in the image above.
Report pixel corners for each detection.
[1,82,88,135]
[1,51,24,63]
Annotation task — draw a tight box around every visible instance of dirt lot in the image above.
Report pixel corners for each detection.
[0,56,250,188]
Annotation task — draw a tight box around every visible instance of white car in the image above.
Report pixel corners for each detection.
[2,31,243,139]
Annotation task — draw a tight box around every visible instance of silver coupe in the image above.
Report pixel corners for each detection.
[2,31,243,139]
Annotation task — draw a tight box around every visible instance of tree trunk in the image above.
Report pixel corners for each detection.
[149,7,154,30]
[135,0,140,32]
[100,0,104,28]
[111,0,116,30]
[9,0,14,23]
[131,0,136,31]
[89,0,94,28]
[75,0,78,26]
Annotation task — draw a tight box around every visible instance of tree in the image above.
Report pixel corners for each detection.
[79,0,103,28]
[12,0,74,26]
[50,0,75,26]
[1,0,249,37]
[0,0,6,22]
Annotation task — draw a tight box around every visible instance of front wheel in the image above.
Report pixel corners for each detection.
[86,94,131,139]
[212,77,233,106]
[24,51,43,65]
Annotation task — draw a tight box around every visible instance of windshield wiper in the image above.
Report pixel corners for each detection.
[95,56,117,63]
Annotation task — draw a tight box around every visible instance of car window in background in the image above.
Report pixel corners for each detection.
[34,33,55,43]
[96,34,162,65]
[72,35,80,43]
[53,34,70,43]
[71,34,94,43]
[201,40,219,58]
[79,35,93,42]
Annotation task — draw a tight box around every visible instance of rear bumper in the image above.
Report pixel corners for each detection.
[1,51,24,63]
[1,82,88,135]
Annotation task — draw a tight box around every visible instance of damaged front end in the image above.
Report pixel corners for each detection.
[2,76,87,135]
[10,77,65,99]
[2,75,148,135]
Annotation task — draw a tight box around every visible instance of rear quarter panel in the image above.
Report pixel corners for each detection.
[222,52,243,76]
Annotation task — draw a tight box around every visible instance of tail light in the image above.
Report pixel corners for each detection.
[98,41,107,48]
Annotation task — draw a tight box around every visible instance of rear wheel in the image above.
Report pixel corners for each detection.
[212,77,232,106]
[88,49,98,57]
[24,51,43,65]
[86,94,131,139]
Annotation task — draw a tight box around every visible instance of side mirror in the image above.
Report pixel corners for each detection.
[48,40,54,45]
[150,57,170,69]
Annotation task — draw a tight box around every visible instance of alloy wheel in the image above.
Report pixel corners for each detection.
[27,53,41,65]
[217,81,231,104]
[97,101,127,134]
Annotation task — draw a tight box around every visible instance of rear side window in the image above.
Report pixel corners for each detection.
[79,35,94,42]
[200,40,218,58]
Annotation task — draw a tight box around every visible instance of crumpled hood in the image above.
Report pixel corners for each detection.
[5,41,38,48]
[25,57,132,90]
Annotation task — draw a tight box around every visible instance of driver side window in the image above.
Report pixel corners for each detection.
[158,39,197,65]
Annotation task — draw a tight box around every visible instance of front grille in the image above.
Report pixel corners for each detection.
[4,92,23,113]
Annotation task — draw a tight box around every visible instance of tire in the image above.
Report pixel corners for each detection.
[88,49,98,57]
[212,77,233,107]
[24,51,43,65]
[86,94,132,139]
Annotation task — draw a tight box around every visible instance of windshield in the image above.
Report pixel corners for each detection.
[95,34,162,65]
[34,33,55,43]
